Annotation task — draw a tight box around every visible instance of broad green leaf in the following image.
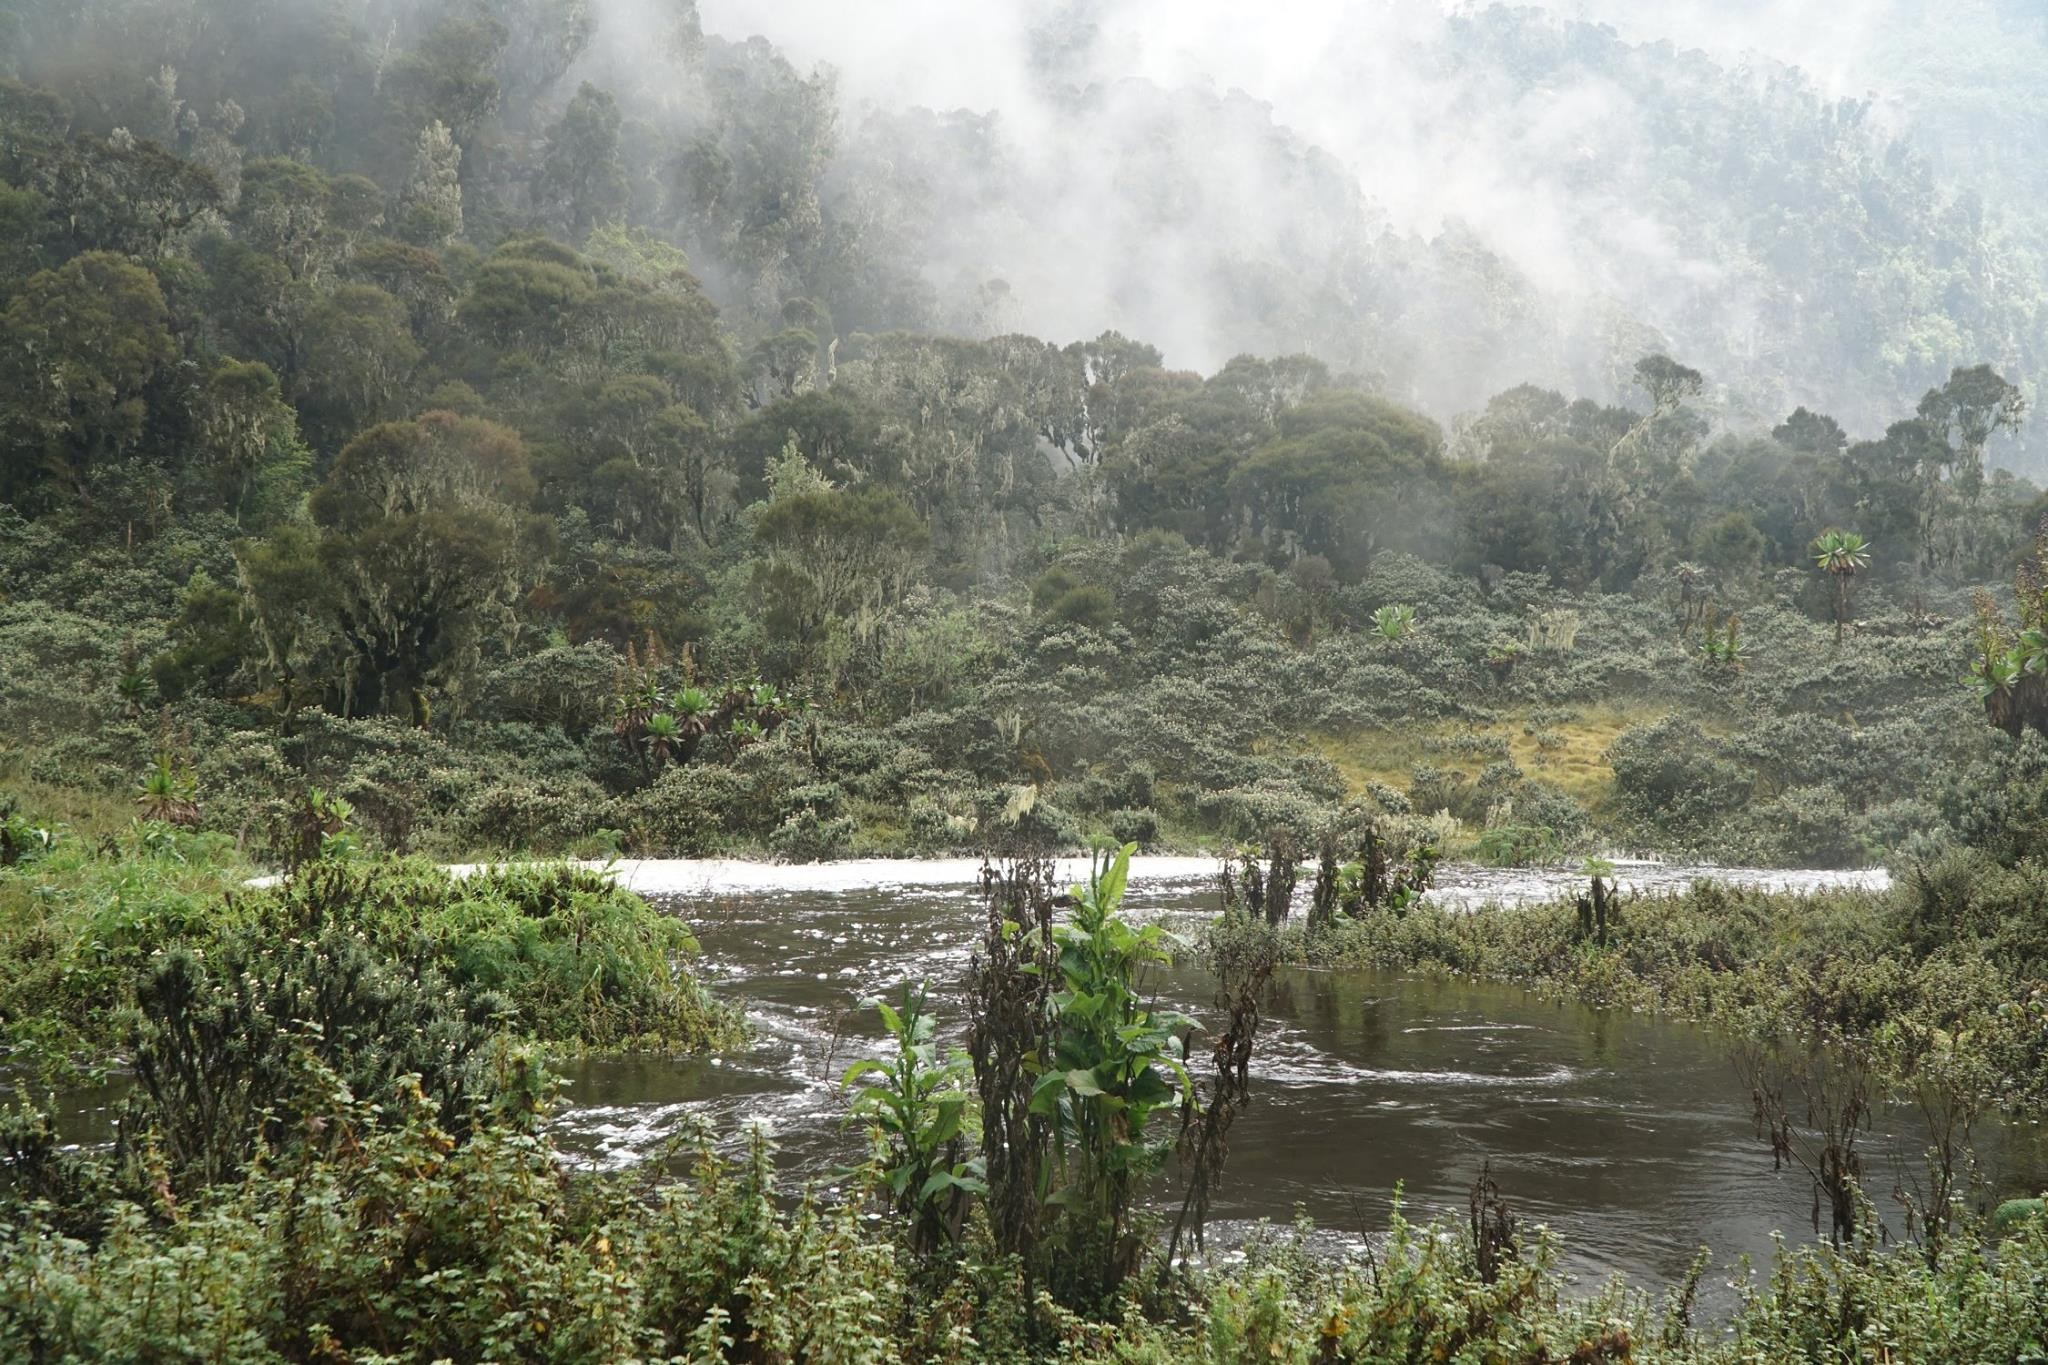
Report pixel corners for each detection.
[841,1059,890,1085]
[1065,1067,1105,1097]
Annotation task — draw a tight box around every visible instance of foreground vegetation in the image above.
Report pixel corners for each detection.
[0,813,738,1083]
[5,841,2046,1362]
[7,1081,2048,1362]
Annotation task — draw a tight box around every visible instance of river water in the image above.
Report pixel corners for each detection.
[543,858,2048,1295]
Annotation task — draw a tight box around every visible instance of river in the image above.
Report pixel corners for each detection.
[540,857,2047,1295]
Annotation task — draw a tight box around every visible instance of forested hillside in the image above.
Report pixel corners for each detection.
[13,5,2048,1360]
[1,0,2043,869]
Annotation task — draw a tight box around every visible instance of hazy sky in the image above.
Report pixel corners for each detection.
[691,1,1906,146]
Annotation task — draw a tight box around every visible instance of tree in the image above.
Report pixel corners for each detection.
[729,392,896,502]
[1633,353,1704,416]
[190,358,306,524]
[754,475,928,664]
[348,237,458,334]
[234,523,329,719]
[152,570,257,701]
[1226,391,1443,578]
[543,374,730,547]
[0,251,177,510]
[458,236,598,356]
[1812,530,1872,646]
[652,403,733,543]
[746,326,820,403]
[234,158,337,282]
[533,82,627,240]
[296,284,421,448]
[674,41,836,316]
[307,413,546,722]
[384,18,506,153]
[33,131,221,259]
[1865,368,2030,576]
[1106,414,1233,548]
[1692,510,1766,583]
[395,120,463,246]
[491,0,597,124]
[1772,406,1848,458]
[1917,365,2027,498]
[0,179,49,293]
[195,233,302,379]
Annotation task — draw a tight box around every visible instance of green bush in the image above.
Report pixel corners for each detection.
[1896,848,2048,976]
[1608,715,1752,827]
[7,1069,2047,1363]
[118,926,509,1193]
[1474,822,1561,867]
[618,765,729,855]
[769,781,855,861]
[256,862,740,1051]
[0,847,738,1082]
[1108,806,1160,848]
[903,792,976,853]
[1,1074,906,1363]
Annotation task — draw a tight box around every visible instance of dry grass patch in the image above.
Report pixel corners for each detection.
[1310,704,1711,812]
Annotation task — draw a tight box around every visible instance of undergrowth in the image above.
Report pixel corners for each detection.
[0,822,738,1082]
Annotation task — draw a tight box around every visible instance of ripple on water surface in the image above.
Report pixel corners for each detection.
[541,856,2048,1299]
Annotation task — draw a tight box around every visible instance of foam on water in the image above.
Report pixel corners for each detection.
[253,855,1891,906]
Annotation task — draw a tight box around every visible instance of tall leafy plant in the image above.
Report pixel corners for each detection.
[1372,602,1417,642]
[843,984,985,1255]
[1029,843,1192,1302]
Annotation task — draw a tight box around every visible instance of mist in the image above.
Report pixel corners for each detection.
[658,0,2041,450]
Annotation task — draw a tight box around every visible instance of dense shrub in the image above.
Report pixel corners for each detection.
[768,781,855,860]
[454,773,613,851]
[617,765,728,855]
[1108,806,1160,848]
[1896,848,2048,976]
[118,926,507,1192]
[1300,875,2048,1112]
[6,1073,2047,1363]
[1734,785,1874,867]
[257,862,739,1050]
[902,792,977,853]
[0,840,737,1082]
[1608,715,1752,826]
